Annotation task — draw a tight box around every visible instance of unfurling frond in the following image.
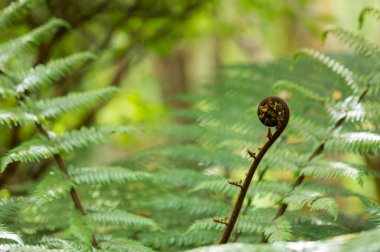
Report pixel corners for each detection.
[70,166,151,185]
[34,88,118,119]
[326,132,380,154]
[14,52,95,94]
[0,18,68,69]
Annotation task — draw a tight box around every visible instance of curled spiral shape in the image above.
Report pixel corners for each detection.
[257,96,289,128]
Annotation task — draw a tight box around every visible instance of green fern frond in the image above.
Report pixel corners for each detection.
[359,7,380,28]
[284,191,338,219]
[263,217,293,243]
[290,116,329,142]
[193,179,291,197]
[53,126,134,154]
[0,84,16,98]
[0,228,23,245]
[100,237,155,252]
[189,214,291,242]
[0,0,35,30]
[0,244,56,252]
[326,132,380,154]
[34,87,118,119]
[0,108,38,126]
[367,204,380,227]
[70,211,94,247]
[143,230,218,249]
[0,138,54,172]
[34,171,72,205]
[322,28,380,58]
[154,168,217,188]
[0,18,68,69]
[0,197,28,221]
[150,195,230,216]
[156,144,245,170]
[302,160,364,183]
[90,210,159,230]
[14,52,95,94]
[70,166,151,185]
[273,80,325,103]
[294,48,359,91]
[39,237,86,251]
[326,96,366,123]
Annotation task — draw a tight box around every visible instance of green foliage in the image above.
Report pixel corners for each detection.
[132,5,380,251]
[0,1,156,250]
[2,1,380,251]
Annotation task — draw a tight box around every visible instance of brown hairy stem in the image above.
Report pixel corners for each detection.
[215,97,290,244]
[265,87,370,242]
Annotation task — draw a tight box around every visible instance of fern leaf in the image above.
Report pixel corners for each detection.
[189,213,290,241]
[326,132,380,154]
[0,0,35,30]
[14,52,95,94]
[70,166,151,185]
[0,85,15,98]
[359,7,380,28]
[100,237,155,252]
[34,170,73,205]
[34,87,118,119]
[290,116,329,142]
[39,237,86,251]
[302,160,364,183]
[0,229,23,245]
[323,28,380,58]
[150,195,230,216]
[0,244,55,252]
[273,80,325,103]
[154,168,217,188]
[263,217,293,242]
[70,211,94,247]
[0,138,54,172]
[193,179,291,197]
[53,126,134,154]
[326,96,366,123]
[0,18,68,69]
[90,210,159,230]
[143,229,218,248]
[0,108,38,127]
[284,190,338,219]
[294,48,359,91]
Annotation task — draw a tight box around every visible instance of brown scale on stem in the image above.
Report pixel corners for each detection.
[214,96,290,244]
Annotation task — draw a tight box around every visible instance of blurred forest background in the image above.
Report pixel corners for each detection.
[1,0,380,247]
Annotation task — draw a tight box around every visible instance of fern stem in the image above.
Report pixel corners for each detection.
[34,123,99,248]
[266,87,370,242]
[217,97,289,244]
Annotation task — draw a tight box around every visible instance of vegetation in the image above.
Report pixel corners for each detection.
[1,1,380,251]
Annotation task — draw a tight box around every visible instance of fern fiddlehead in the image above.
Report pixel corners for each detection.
[214,96,289,244]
